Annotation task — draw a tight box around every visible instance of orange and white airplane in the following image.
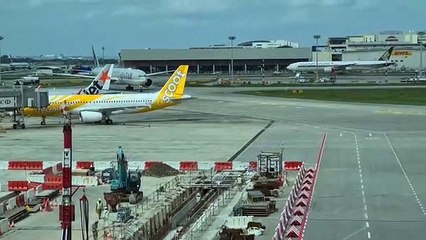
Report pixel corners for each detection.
[23,65,191,125]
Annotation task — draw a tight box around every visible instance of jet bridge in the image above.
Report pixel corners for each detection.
[0,85,49,129]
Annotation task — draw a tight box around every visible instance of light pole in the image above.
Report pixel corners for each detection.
[102,46,105,65]
[0,35,3,85]
[228,36,236,83]
[313,35,321,82]
[418,31,425,78]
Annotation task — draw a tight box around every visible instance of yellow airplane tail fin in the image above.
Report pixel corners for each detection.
[156,65,189,104]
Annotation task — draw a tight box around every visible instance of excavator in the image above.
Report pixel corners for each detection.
[103,146,143,211]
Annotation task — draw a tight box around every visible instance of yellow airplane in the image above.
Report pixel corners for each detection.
[23,65,191,125]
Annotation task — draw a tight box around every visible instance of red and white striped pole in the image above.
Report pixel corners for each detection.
[60,113,75,240]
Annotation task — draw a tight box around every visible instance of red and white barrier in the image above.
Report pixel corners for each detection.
[7,161,43,171]
[0,160,265,172]
[286,225,300,238]
[290,215,303,226]
[284,161,303,171]
[76,161,94,170]
[271,162,306,239]
[8,181,29,192]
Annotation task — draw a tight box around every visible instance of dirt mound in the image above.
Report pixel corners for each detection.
[142,162,179,178]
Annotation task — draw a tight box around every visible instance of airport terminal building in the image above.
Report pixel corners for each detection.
[121,32,425,74]
[120,40,311,74]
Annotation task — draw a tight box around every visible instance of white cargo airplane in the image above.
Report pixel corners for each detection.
[23,65,191,125]
[287,47,395,73]
[57,46,170,91]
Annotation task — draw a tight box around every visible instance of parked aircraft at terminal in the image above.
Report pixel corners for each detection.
[57,46,171,91]
[287,47,395,73]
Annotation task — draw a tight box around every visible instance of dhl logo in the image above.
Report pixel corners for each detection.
[392,51,412,56]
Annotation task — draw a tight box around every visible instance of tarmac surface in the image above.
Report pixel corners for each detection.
[0,84,425,239]
[181,87,426,240]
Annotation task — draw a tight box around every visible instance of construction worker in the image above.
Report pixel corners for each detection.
[236,175,243,190]
[101,206,109,220]
[92,221,98,240]
[95,199,103,220]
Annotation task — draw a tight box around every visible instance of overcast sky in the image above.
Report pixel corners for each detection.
[0,0,424,56]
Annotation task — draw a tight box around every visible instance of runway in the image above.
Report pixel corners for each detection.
[0,86,425,239]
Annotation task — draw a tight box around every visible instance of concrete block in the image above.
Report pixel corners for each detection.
[7,198,16,210]
[225,216,253,229]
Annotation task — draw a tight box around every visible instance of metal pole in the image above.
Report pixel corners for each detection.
[231,40,234,83]
[316,38,319,82]
[61,114,75,240]
[314,35,321,82]
[102,47,105,66]
[421,43,423,78]
[229,36,236,84]
[419,32,424,78]
[0,36,3,86]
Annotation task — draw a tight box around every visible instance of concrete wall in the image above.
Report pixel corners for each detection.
[311,51,333,61]
[171,196,197,228]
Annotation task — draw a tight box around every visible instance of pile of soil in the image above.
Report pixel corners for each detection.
[142,162,179,178]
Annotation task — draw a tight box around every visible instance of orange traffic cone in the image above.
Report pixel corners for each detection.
[9,220,15,228]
